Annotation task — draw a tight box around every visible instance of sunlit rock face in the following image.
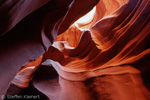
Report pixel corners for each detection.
[0,0,99,97]
[0,0,150,100]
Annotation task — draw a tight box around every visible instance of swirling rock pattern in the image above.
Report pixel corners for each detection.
[0,0,150,100]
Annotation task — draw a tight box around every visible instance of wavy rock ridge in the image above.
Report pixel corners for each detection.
[0,0,150,100]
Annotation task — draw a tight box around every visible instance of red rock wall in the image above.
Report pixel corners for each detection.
[0,0,150,100]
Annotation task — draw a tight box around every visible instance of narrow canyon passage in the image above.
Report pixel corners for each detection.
[0,0,150,100]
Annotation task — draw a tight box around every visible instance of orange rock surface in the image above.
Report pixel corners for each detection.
[0,0,150,100]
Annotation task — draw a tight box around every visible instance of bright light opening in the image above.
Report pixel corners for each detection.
[74,7,96,30]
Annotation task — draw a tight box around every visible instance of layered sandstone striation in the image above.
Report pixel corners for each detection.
[0,0,150,100]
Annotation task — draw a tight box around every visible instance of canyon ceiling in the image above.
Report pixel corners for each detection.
[0,0,150,100]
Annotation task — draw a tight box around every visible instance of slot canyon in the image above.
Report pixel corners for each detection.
[0,0,150,100]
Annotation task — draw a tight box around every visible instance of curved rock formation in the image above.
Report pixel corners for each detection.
[0,0,150,100]
[0,0,99,96]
